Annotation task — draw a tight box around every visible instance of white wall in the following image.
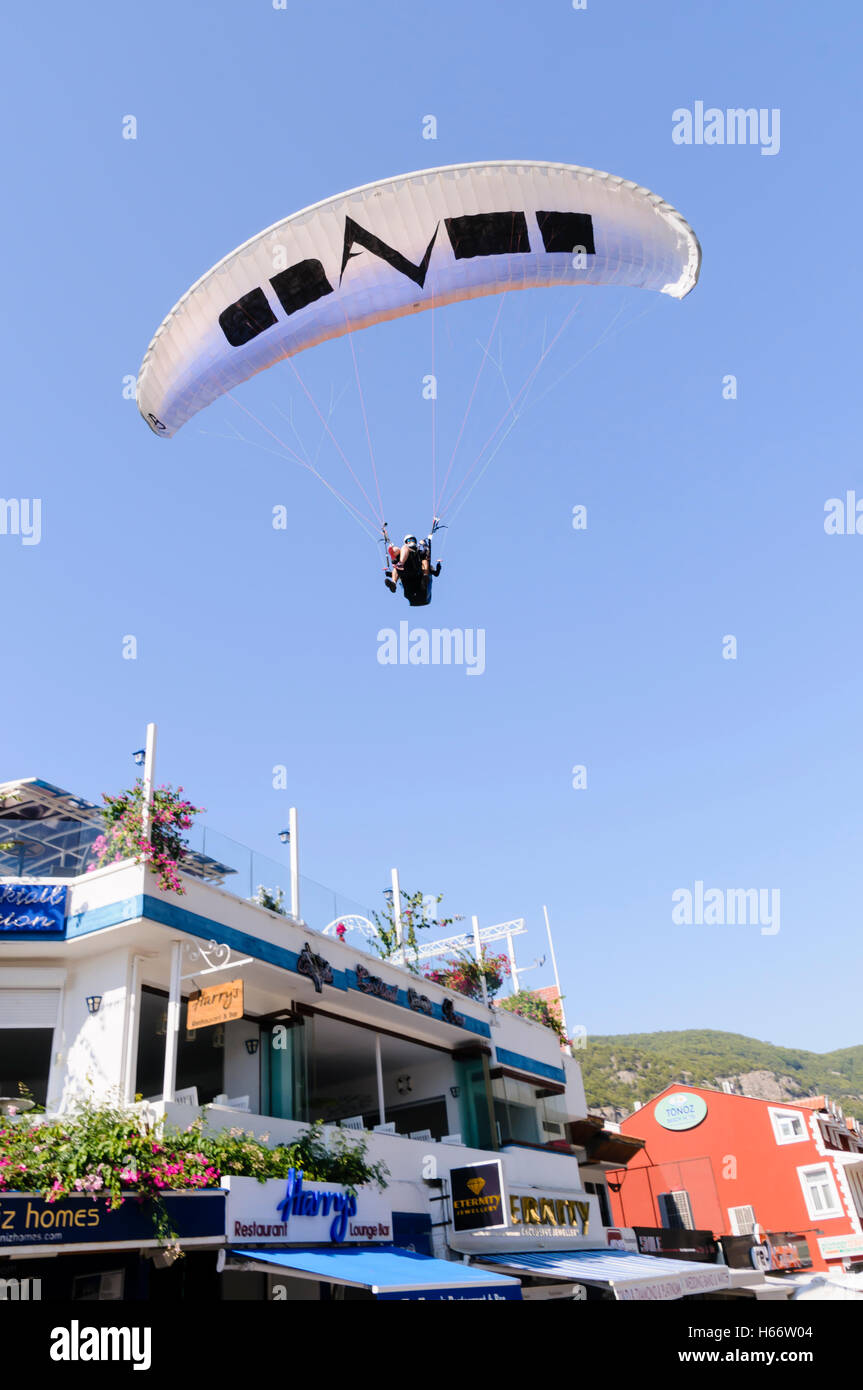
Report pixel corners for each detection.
[53,946,134,1109]
[223,1020,261,1109]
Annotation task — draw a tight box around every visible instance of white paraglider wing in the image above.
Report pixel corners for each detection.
[137,160,701,438]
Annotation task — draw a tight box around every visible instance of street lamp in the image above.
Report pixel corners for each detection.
[132,749,146,767]
[278,829,290,845]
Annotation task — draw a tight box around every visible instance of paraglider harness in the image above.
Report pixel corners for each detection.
[383,520,443,607]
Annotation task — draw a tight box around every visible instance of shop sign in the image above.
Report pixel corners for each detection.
[606,1227,640,1252]
[187,978,244,1029]
[377,1285,522,1301]
[0,1192,224,1249]
[407,987,433,1016]
[633,1226,718,1263]
[0,884,66,934]
[617,1265,728,1301]
[654,1092,708,1131]
[296,942,333,993]
[818,1233,863,1260]
[355,963,398,1003]
[750,1240,807,1273]
[450,1162,506,1233]
[224,1174,392,1245]
[507,1190,595,1237]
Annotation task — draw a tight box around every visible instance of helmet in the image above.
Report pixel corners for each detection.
[403,535,418,549]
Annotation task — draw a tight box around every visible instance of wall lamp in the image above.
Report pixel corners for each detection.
[85,995,102,1015]
[245,1038,260,1055]
[278,828,291,845]
[132,749,146,767]
[383,888,394,906]
[449,1086,460,1099]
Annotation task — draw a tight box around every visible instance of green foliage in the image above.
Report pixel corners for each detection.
[499,989,568,1044]
[425,946,511,1001]
[0,1101,388,1250]
[369,889,462,972]
[579,1030,863,1116]
[253,884,287,915]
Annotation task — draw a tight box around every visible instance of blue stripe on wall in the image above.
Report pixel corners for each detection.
[495,1046,566,1085]
[64,892,491,1041]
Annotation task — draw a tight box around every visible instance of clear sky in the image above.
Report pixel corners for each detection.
[3,0,861,1054]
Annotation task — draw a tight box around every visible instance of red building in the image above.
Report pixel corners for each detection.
[607,1085,863,1274]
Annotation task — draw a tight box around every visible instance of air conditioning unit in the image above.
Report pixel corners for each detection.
[658,1190,695,1230]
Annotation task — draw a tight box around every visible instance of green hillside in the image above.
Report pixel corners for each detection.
[581,1030,863,1118]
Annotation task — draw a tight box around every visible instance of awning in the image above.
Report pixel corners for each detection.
[229,1246,522,1300]
[475,1249,730,1301]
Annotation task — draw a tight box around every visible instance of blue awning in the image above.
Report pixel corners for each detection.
[475,1249,729,1301]
[230,1246,521,1299]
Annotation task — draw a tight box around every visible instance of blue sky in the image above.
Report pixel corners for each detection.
[3,0,862,1053]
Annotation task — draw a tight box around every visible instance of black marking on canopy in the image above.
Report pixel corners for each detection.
[536,210,596,256]
[444,211,530,259]
[270,259,334,317]
[339,216,439,289]
[218,288,278,347]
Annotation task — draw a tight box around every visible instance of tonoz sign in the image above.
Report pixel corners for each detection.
[654,1093,708,1132]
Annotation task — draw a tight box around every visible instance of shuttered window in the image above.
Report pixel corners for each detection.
[0,989,60,1029]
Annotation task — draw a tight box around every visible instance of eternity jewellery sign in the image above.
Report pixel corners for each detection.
[450,1162,507,1233]
[0,883,66,933]
[224,1174,392,1245]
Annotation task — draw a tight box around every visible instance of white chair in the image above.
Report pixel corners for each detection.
[174,1087,199,1107]
[373,1122,397,1135]
[440,1133,463,1146]
[340,1115,364,1131]
[225,1095,250,1112]
[409,1129,432,1141]
[212,1093,228,1105]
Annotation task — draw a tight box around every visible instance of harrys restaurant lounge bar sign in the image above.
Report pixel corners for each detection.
[224,1174,392,1246]
[187,977,244,1029]
[0,883,66,933]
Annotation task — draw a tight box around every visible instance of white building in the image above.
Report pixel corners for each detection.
[0,776,729,1303]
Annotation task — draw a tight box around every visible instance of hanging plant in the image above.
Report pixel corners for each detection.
[88,779,203,895]
[0,1103,388,1252]
[498,988,569,1045]
[424,945,510,1001]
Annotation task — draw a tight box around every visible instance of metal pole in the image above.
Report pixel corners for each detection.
[375,1034,386,1127]
[162,940,183,1104]
[141,722,157,841]
[506,930,520,993]
[289,806,300,920]
[391,867,403,948]
[472,915,490,1008]
[122,954,143,1103]
[542,904,568,1037]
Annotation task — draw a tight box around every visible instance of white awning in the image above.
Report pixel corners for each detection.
[475,1248,730,1300]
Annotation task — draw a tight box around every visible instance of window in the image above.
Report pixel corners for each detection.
[798,1164,844,1220]
[728,1205,757,1235]
[135,986,225,1104]
[584,1181,612,1227]
[769,1107,808,1145]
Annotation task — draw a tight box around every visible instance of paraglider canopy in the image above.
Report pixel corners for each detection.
[136,160,700,439]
